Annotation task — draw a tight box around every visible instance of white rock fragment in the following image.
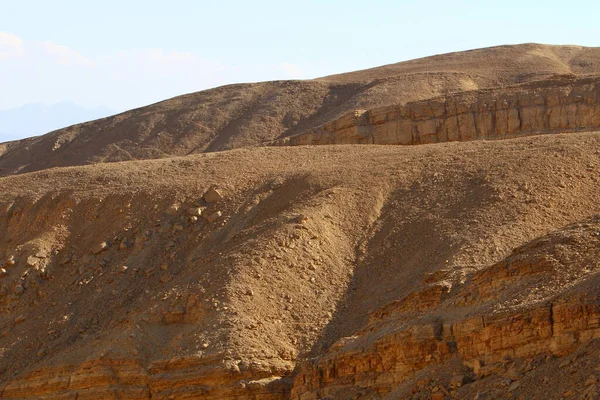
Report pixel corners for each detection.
[4,256,15,267]
[92,242,109,255]
[187,207,204,217]
[166,203,181,216]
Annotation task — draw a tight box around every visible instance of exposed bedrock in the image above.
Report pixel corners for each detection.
[274,77,600,147]
[290,219,600,399]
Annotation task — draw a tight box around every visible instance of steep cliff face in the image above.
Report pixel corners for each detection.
[275,77,600,147]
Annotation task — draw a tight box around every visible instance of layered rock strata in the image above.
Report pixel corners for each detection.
[290,219,600,399]
[274,77,600,146]
[0,358,290,399]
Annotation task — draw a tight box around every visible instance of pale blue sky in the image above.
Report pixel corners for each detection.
[1,0,599,113]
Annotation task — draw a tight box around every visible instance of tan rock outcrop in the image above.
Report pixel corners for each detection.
[0,357,291,399]
[289,220,600,398]
[291,294,600,399]
[274,76,600,147]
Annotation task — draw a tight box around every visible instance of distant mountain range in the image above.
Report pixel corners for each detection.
[0,102,115,142]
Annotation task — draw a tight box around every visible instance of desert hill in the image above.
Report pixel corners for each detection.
[0,131,599,398]
[2,43,600,176]
[1,44,600,399]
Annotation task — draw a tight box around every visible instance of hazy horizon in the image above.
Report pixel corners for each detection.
[0,102,116,142]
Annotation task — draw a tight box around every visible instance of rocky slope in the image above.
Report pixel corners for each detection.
[292,218,600,399]
[2,44,600,176]
[274,76,600,147]
[1,131,600,398]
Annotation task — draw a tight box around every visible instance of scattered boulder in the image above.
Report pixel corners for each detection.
[508,380,521,392]
[206,211,223,223]
[189,216,198,224]
[120,265,129,273]
[203,188,223,204]
[92,242,109,255]
[271,176,285,188]
[187,207,204,217]
[35,251,48,259]
[166,203,181,216]
[295,214,309,224]
[449,375,467,389]
[4,256,15,267]
[26,256,40,268]
[38,265,51,279]
[0,268,7,277]
[14,315,26,324]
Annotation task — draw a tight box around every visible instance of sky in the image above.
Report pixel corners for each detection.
[1,0,599,130]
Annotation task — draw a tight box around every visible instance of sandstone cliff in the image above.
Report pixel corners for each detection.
[274,76,600,147]
[291,218,600,398]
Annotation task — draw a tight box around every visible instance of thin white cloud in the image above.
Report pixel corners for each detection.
[0,31,25,59]
[42,41,92,67]
[113,48,218,68]
[0,34,309,111]
[144,48,195,63]
[279,62,304,79]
